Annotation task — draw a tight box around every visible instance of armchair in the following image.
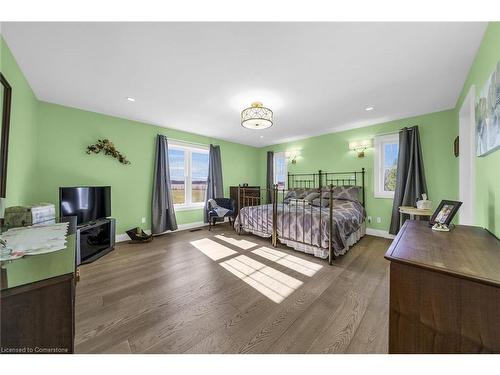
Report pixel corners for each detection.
[207,198,236,230]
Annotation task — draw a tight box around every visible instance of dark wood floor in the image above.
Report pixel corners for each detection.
[75,224,392,353]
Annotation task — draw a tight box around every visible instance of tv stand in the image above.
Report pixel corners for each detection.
[76,218,115,265]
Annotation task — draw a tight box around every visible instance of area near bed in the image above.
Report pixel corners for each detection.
[234,169,366,264]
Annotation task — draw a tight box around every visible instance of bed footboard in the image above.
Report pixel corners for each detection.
[236,186,335,264]
[235,168,365,265]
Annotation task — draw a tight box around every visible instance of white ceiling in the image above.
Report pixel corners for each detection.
[1,22,486,147]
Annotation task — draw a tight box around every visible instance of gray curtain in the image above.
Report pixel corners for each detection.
[151,135,178,234]
[389,126,428,235]
[266,151,274,203]
[204,144,223,223]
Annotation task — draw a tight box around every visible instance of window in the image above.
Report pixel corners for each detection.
[374,134,399,198]
[273,152,287,189]
[168,141,209,209]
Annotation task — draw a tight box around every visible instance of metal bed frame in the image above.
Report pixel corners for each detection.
[237,168,365,265]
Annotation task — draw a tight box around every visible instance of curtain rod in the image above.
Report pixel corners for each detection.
[374,125,418,137]
[374,129,400,137]
[163,136,211,148]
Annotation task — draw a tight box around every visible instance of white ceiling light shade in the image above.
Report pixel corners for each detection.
[241,102,273,130]
[365,106,374,111]
[126,97,136,102]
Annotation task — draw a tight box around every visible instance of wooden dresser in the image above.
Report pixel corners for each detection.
[385,220,500,353]
[1,221,76,353]
[229,186,261,215]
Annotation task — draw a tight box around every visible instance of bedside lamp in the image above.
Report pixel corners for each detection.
[349,139,372,158]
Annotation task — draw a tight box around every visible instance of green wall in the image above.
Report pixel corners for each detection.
[0,37,39,207]
[34,102,260,234]
[5,24,500,238]
[1,36,260,235]
[455,22,500,238]
[259,110,458,232]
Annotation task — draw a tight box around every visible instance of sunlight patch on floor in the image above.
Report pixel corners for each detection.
[220,255,303,303]
[251,247,323,277]
[190,238,237,260]
[214,235,258,250]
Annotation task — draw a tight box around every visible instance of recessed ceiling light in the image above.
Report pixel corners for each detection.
[365,106,374,111]
[260,135,264,138]
[126,97,136,102]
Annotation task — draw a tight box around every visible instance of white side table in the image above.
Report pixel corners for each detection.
[399,205,433,229]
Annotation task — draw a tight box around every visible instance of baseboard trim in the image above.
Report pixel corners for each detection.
[366,228,395,239]
[115,221,209,243]
[117,221,391,242]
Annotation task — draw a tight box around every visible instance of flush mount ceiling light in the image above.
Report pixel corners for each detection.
[241,102,273,130]
[126,97,136,102]
[365,106,374,111]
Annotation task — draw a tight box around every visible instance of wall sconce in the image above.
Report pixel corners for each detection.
[349,139,372,158]
[286,151,299,164]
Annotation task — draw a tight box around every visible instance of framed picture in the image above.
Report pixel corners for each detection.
[475,59,500,157]
[430,200,462,226]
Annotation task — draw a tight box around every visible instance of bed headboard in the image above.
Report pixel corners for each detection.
[287,168,366,206]
[286,172,321,189]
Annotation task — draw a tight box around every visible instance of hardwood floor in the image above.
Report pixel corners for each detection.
[75,224,391,353]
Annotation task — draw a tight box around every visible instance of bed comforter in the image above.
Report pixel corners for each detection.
[234,199,365,256]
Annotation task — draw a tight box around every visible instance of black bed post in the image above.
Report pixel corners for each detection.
[328,184,335,265]
[237,185,242,234]
[272,184,278,247]
[361,167,366,207]
[287,172,291,190]
[318,170,323,188]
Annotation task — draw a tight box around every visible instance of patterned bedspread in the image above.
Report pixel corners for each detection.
[234,199,366,253]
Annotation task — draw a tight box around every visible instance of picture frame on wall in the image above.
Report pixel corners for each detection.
[475,60,500,156]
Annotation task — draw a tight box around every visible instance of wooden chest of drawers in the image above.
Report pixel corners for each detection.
[229,186,261,215]
[385,220,500,353]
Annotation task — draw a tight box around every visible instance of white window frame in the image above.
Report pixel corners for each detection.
[168,140,209,211]
[374,133,399,199]
[273,152,288,189]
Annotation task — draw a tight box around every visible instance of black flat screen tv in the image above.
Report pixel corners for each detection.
[59,186,111,225]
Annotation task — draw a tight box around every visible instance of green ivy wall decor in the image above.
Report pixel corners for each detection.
[86,139,131,165]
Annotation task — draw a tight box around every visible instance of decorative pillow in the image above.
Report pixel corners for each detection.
[289,188,318,199]
[283,190,297,204]
[304,192,320,202]
[320,186,361,203]
[311,197,329,207]
[296,191,308,199]
[319,188,334,199]
[295,189,309,199]
[334,186,361,202]
[288,199,309,207]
